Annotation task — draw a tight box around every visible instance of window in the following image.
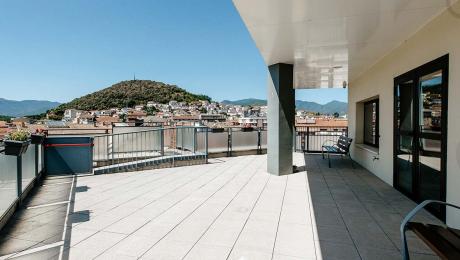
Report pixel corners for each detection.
[364,99,379,147]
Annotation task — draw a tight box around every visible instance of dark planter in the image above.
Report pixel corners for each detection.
[211,128,225,133]
[4,140,30,156]
[241,127,254,132]
[31,134,46,145]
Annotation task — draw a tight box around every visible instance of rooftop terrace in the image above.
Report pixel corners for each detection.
[0,153,440,260]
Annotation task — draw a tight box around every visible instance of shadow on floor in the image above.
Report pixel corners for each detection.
[303,153,440,260]
[0,175,89,260]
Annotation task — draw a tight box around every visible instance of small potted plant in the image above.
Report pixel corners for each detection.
[241,124,254,132]
[208,123,225,133]
[31,129,46,145]
[4,130,31,156]
[211,128,225,133]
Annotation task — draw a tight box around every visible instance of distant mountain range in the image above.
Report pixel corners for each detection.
[0,98,61,117]
[1,86,347,118]
[222,98,267,106]
[222,98,348,115]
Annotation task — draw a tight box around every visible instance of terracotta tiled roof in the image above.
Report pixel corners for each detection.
[144,116,167,123]
[12,117,30,123]
[78,113,94,119]
[128,111,147,117]
[296,118,348,127]
[96,116,120,123]
[172,115,199,121]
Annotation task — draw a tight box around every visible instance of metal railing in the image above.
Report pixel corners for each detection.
[204,128,267,156]
[92,126,208,174]
[295,126,348,152]
[92,127,268,174]
[0,143,45,229]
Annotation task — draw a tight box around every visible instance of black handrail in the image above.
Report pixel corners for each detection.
[401,200,460,260]
[295,126,348,153]
[92,126,209,174]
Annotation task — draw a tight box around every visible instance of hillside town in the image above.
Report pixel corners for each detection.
[0,100,347,139]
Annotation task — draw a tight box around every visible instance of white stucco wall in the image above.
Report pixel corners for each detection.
[348,1,460,227]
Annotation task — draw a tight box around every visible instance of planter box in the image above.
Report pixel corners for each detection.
[211,128,225,133]
[31,134,46,145]
[4,140,30,156]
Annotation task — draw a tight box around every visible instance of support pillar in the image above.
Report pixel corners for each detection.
[267,63,295,176]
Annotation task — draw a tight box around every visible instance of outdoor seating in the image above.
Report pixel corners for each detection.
[401,200,460,260]
[321,135,353,168]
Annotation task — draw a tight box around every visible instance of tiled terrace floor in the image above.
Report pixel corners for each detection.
[0,153,441,260]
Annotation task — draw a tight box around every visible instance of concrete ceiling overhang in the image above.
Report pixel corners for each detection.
[232,0,457,89]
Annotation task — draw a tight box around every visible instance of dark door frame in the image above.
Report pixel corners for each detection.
[393,54,449,221]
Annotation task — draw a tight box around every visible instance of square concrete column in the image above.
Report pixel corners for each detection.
[267,63,295,176]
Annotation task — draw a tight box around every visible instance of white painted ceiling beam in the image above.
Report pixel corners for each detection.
[233,0,457,88]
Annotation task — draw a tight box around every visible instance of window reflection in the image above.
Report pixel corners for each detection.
[420,70,442,134]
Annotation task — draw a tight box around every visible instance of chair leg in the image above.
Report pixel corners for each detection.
[328,152,331,168]
[322,148,325,159]
[349,153,355,169]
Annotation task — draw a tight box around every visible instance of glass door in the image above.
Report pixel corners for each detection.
[394,55,448,221]
[418,70,444,209]
[395,79,415,196]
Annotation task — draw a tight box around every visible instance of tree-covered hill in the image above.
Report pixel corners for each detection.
[50,80,211,116]
[0,115,12,122]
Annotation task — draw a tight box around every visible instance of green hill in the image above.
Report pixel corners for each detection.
[50,80,211,117]
[0,115,12,122]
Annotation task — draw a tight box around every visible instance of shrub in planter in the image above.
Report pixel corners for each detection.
[241,127,254,132]
[211,128,225,133]
[4,130,31,156]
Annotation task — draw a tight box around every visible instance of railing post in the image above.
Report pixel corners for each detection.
[193,127,197,154]
[300,132,304,152]
[90,137,94,174]
[173,128,177,167]
[111,134,114,165]
[227,128,232,157]
[257,129,261,154]
[160,128,165,156]
[306,127,310,152]
[17,155,22,200]
[205,127,209,164]
[107,135,110,164]
[181,128,184,153]
[35,144,39,178]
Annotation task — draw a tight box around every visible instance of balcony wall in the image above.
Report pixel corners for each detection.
[0,144,44,229]
[0,154,17,220]
[348,1,460,228]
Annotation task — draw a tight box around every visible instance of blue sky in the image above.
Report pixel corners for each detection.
[0,0,347,104]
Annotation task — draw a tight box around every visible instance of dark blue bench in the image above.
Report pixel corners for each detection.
[321,135,353,168]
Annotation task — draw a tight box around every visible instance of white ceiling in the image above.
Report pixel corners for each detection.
[232,0,457,89]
